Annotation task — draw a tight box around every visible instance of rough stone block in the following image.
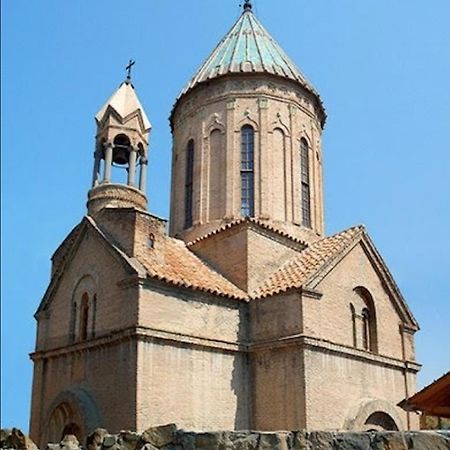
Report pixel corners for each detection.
[119,432,140,450]
[44,445,59,450]
[87,429,109,450]
[289,431,308,450]
[60,435,79,450]
[193,432,225,450]
[304,432,335,450]
[175,432,196,450]
[0,429,37,450]
[140,425,177,449]
[103,435,119,449]
[257,433,289,450]
[333,432,371,450]
[227,432,259,450]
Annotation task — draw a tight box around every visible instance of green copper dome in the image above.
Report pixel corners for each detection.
[178,5,319,99]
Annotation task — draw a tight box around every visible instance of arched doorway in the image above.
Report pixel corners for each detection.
[364,411,399,431]
[42,388,101,446]
[46,402,83,443]
[344,398,404,431]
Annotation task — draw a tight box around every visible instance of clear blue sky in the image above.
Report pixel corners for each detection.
[2,0,449,432]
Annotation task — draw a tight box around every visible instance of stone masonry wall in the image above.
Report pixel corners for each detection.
[2,425,450,450]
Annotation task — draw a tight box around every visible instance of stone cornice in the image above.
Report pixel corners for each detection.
[249,334,421,373]
[30,327,137,361]
[30,326,244,361]
[31,326,420,374]
[134,326,244,353]
[301,288,323,300]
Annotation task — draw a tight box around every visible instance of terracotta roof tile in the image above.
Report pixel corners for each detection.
[252,225,363,298]
[137,235,248,300]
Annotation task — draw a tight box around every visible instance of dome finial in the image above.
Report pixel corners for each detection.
[243,0,252,12]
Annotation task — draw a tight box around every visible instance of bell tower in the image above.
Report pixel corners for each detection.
[87,64,152,215]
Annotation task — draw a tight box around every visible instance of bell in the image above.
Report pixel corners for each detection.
[112,144,130,165]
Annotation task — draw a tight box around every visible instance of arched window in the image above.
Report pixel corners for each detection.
[350,303,357,348]
[79,293,89,341]
[240,125,255,217]
[147,233,155,249]
[354,287,378,353]
[184,140,194,229]
[300,138,311,228]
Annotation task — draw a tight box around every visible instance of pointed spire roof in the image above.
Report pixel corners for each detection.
[96,81,151,131]
[178,5,320,100]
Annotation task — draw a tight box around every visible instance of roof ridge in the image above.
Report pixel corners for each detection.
[186,218,308,247]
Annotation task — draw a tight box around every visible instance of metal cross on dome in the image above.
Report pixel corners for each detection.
[125,59,136,82]
[243,0,252,11]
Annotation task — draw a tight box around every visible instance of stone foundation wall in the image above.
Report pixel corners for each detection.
[2,425,450,450]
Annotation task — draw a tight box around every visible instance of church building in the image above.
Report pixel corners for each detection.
[29,2,421,445]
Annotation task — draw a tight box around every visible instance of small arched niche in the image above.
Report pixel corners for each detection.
[209,128,225,220]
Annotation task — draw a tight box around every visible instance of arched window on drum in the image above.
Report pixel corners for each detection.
[300,138,311,228]
[184,139,195,229]
[240,125,255,217]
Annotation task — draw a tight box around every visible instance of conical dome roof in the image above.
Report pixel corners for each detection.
[178,5,320,100]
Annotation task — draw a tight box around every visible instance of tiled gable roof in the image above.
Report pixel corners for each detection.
[36,216,419,330]
[134,235,248,300]
[253,225,363,298]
